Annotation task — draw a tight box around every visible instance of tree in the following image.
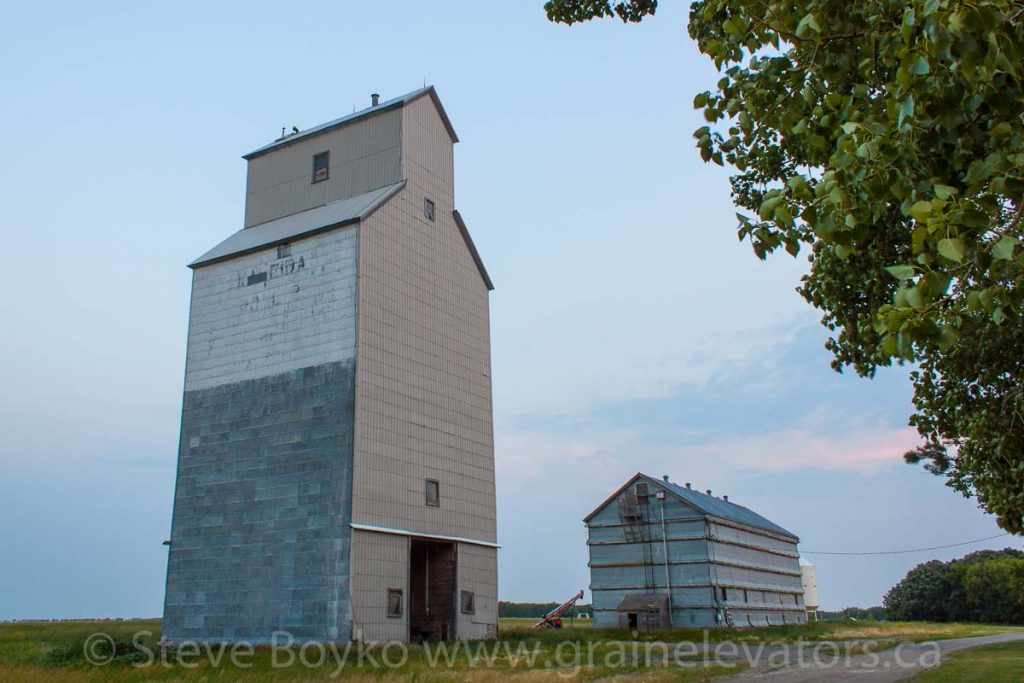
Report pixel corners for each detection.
[545,1,1024,533]
[962,557,1024,623]
[883,549,1024,623]
[882,560,954,621]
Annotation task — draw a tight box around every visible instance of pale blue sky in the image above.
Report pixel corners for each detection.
[0,1,1016,619]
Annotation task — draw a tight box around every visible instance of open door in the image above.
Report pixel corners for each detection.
[409,539,457,642]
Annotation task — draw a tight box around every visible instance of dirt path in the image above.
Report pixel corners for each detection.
[721,631,1024,682]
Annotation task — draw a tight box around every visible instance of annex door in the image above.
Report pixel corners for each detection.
[409,539,457,642]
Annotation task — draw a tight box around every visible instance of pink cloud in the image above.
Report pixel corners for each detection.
[705,427,922,472]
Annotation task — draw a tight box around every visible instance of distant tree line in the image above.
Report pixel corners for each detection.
[817,606,888,622]
[498,602,592,618]
[884,549,1024,624]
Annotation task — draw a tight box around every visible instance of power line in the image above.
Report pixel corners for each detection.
[801,533,1013,556]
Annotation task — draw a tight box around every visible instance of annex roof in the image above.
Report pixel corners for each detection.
[615,594,668,612]
[189,181,404,268]
[242,86,458,160]
[583,472,798,541]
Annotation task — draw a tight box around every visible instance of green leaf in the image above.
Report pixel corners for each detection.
[912,226,928,253]
[902,8,916,43]
[912,57,930,75]
[908,200,932,222]
[898,96,915,127]
[905,285,924,308]
[796,13,821,38]
[933,184,957,200]
[937,326,958,350]
[773,204,793,227]
[758,195,782,220]
[841,122,860,134]
[886,264,917,280]
[880,334,898,356]
[992,235,1018,260]
[937,237,965,263]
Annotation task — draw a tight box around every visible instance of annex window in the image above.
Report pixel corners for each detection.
[277,243,291,259]
[461,590,475,615]
[720,587,728,602]
[635,482,649,501]
[387,588,403,618]
[312,151,329,183]
[423,197,435,221]
[425,479,440,507]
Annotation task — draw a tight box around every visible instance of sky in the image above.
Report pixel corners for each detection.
[0,1,1017,620]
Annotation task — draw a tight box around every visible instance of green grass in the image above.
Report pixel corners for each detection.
[0,619,737,682]
[911,639,1024,682]
[0,618,1017,682]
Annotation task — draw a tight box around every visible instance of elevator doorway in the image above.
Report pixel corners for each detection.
[409,539,457,642]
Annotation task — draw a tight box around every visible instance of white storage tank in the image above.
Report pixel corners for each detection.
[799,557,820,619]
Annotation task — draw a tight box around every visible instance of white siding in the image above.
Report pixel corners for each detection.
[185,226,359,391]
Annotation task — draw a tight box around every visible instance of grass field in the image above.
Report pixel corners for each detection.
[0,618,1017,682]
[911,639,1024,682]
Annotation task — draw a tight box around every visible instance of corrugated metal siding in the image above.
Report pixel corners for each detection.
[456,543,499,639]
[587,478,806,629]
[351,94,496,544]
[350,529,409,642]
[244,108,402,227]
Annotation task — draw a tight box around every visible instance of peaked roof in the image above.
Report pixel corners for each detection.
[189,181,404,268]
[242,86,458,160]
[584,472,798,541]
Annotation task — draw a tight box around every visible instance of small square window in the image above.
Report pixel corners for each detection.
[277,243,291,259]
[312,151,329,183]
[387,588,403,617]
[426,479,440,507]
[461,590,475,615]
[423,198,435,221]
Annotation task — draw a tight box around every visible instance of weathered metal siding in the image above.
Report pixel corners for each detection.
[587,478,805,629]
[455,543,499,639]
[164,227,359,643]
[589,489,718,628]
[183,227,358,391]
[707,520,805,627]
[351,94,496,544]
[244,108,402,228]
